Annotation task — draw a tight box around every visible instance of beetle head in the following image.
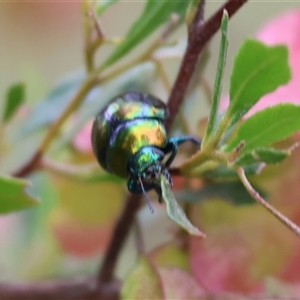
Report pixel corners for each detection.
[128,146,173,211]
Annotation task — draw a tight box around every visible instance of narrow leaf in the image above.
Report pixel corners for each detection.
[23,71,85,133]
[101,0,190,69]
[3,83,25,122]
[235,147,289,165]
[160,175,205,237]
[227,40,290,125]
[225,103,300,153]
[202,9,228,146]
[121,255,165,300]
[0,175,39,214]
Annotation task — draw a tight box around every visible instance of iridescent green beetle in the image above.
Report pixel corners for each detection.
[91,92,200,212]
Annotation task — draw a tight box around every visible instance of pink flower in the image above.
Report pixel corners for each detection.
[72,120,93,153]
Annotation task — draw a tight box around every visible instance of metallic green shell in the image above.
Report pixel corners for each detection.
[107,119,167,177]
[91,92,168,173]
[91,114,111,171]
[103,94,168,122]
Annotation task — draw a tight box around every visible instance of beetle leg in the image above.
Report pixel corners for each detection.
[164,136,201,167]
[163,141,177,168]
[168,136,201,147]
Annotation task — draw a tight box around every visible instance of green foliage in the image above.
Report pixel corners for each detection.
[101,0,191,69]
[160,175,204,237]
[23,72,85,133]
[3,82,25,122]
[235,147,289,165]
[225,103,300,153]
[184,39,295,182]
[227,40,290,125]
[2,1,300,294]
[0,175,39,214]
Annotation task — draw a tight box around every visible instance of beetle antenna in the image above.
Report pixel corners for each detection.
[138,177,154,214]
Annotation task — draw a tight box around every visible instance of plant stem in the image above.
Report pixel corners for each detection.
[97,194,142,283]
[236,166,300,237]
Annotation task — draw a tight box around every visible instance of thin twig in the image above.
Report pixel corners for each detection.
[236,166,300,237]
[85,9,105,72]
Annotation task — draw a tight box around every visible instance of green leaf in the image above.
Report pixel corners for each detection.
[227,40,290,125]
[23,71,85,133]
[3,82,25,122]
[235,147,289,165]
[0,175,39,214]
[202,10,228,147]
[101,0,191,69]
[175,181,266,205]
[160,175,205,237]
[96,0,119,16]
[224,103,300,153]
[121,255,165,300]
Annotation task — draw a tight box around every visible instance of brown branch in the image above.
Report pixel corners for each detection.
[0,278,96,300]
[97,194,142,283]
[166,0,249,130]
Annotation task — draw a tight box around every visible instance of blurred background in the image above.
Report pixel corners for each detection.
[1,0,300,295]
[1,1,299,104]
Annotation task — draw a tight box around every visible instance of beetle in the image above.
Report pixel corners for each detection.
[91,92,200,212]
